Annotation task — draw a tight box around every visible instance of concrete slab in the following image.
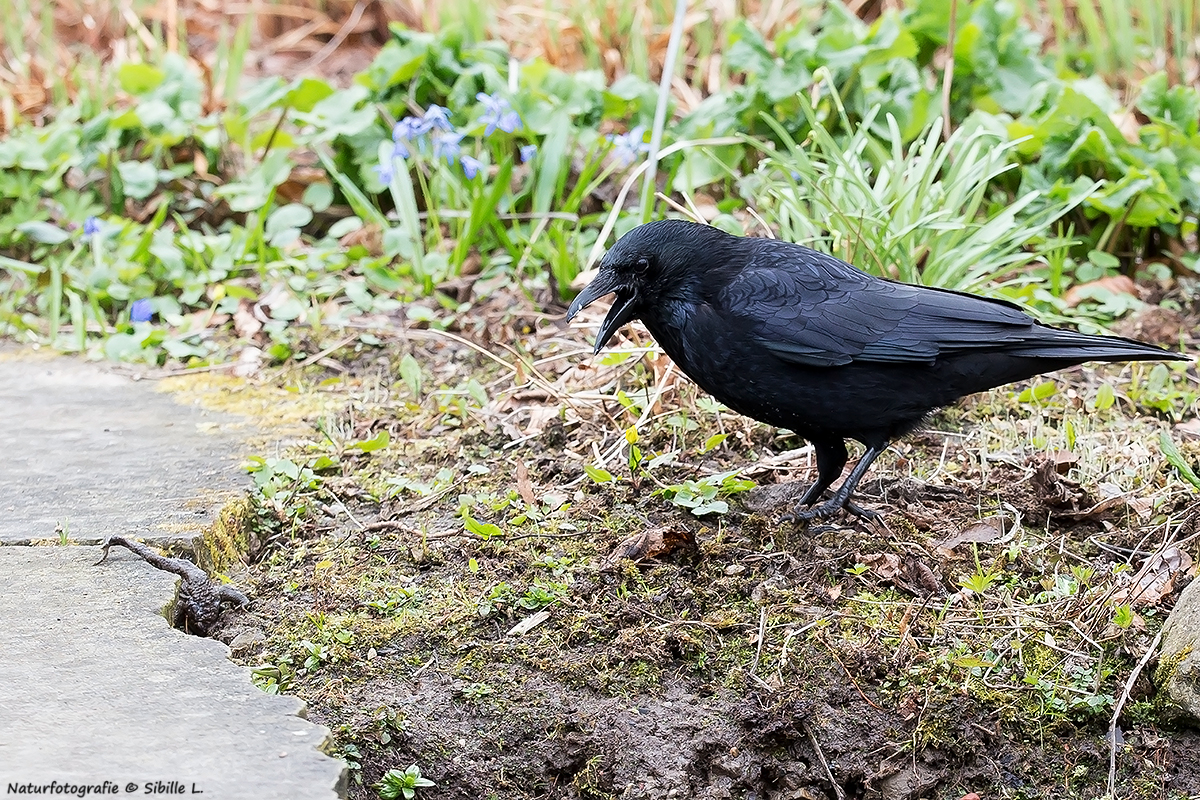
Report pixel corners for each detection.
[0,350,346,798]
[0,547,345,798]
[0,351,243,547]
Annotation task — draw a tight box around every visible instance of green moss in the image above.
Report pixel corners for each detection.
[1152,644,1193,689]
[197,495,254,571]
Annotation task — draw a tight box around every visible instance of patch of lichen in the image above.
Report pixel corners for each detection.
[1152,644,1193,689]
[1141,643,1196,723]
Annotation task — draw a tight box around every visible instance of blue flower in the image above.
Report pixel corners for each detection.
[422,105,454,133]
[374,142,401,184]
[520,144,537,163]
[608,126,650,166]
[389,130,413,160]
[374,160,395,185]
[476,92,521,136]
[432,130,465,165]
[461,155,484,180]
[83,216,101,236]
[130,299,154,323]
[392,116,423,150]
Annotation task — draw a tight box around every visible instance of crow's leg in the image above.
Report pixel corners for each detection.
[792,443,885,521]
[795,439,848,507]
[780,440,848,523]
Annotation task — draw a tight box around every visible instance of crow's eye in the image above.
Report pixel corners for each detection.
[634,257,651,275]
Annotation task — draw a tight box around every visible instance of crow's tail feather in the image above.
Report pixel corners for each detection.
[1008,328,1189,363]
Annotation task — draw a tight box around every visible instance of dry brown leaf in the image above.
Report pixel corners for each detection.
[1176,418,1200,438]
[1050,450,1079,474]
[515,461,537,506]
[1054,495,1129,522]
[902,557,943,597]
[1032,458,1093,516]
[860,552,901,579]
[932,515,1010,551]
[339,223,383,256]
[601,526,694,570]
[1115,546,1195,607]
[1111,110,1142,144]
[525,405,562,437]
[234,300,263,340]
[233,345,264,378]
[1125,496,1156,520]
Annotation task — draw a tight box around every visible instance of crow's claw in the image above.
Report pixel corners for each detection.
[782,498,882,525]
[845,500,883,522]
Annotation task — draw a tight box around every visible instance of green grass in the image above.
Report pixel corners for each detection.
[1032,0,1200,85]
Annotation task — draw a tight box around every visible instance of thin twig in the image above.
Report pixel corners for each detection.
[803,721,847,800]
[823,641,884,710]
[1108,628,1164,799]
[263,334,360,382]
[296,0,367,72]
[750,606,768,675]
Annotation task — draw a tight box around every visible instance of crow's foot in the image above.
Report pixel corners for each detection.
[782,498,881,524]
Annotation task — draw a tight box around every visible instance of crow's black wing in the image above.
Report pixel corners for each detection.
[716,243,1039,368]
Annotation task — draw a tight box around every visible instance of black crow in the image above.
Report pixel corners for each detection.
[566,219,1189,521]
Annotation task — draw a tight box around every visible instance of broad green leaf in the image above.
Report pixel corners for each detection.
[117,63,165,95]
[118,161,160,200]
[465,379,488,407]
[359,38,429,91]
[584,465,614,484]
[598,351,633,366]
[348,430,390,453]
[399,354,422,397]
[532,113,570,214]
[16,221,69,245]
[725,20,774,75]
[647,452,678,469]
[302,182,334,213]
[328,216,362,239]
[285,77,334,112]
[266,203,313,247]
[462,511,503,540]
[1160,432,1200,490]
[691,500,729,516]
[1017,381,1057,403]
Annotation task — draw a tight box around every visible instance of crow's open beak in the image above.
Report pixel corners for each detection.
[566,269,639,354]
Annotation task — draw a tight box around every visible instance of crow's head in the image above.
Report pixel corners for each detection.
[566,219,735,353]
